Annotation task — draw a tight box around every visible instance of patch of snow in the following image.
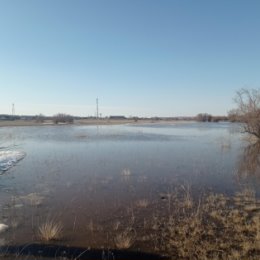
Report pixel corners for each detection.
[0,150,26,172]
[0,223,8,233]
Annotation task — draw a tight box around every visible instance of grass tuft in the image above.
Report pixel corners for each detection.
[114,228,135,249]
[135,199,149,208]
[38,219,63,241]
[156,187,260,260]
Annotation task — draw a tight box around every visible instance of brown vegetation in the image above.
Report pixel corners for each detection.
[114,228,136,249]
[38,219,63,241]
[232,88,260,139]
[155,187,260,260]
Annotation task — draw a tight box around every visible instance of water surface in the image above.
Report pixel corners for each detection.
[0,122,259,249]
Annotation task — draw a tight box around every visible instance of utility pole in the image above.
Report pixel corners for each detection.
[12,103,15,117]
[96,98,99,119]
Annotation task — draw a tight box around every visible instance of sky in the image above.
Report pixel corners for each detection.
[0,0,260,117]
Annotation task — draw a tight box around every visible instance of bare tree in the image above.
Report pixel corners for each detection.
[233,88,260,138]
[35,113,45,123]
[196,113,212,122]
[53,113,74,124]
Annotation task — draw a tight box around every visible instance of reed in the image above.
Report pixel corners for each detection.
[38,219,63,241]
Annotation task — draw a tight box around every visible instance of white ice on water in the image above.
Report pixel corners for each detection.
[0,150,26,172]
[0,223,8,233]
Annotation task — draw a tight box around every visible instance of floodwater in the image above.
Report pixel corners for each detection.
[0,122,259,257]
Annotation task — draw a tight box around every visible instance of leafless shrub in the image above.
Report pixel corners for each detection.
[232,88,260,139]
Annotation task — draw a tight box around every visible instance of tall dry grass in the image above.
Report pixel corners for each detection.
[38,219,63,241]
[156,186,260,260]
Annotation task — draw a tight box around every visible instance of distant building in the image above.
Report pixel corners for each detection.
[109,116,126,120]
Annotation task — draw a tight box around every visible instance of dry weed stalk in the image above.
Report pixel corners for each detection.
[38,219,63,241]
[181,184,193,209]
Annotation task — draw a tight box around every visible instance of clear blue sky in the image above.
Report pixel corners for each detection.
[0,0,259,117]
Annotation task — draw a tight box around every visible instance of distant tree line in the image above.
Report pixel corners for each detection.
[196,113,228,122]
[0,113,229,123]
[196,113,212,122]
[1,113,231,124]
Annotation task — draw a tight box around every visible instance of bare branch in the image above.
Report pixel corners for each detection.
[232,88,260,139]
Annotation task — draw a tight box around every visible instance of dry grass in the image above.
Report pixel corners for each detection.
[85,219,103,232]
[38,219,63,241]
[155,186,260,260]
[114,228,136,249]
[180,184,193,209]
[135,199,149,208]
[113,220,121,231]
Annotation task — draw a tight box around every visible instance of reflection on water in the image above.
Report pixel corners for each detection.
[237,141,260,182]
[0,122,259,256]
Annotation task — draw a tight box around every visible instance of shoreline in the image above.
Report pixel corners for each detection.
[0,119,194,127]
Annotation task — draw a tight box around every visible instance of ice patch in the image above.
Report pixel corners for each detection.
[0,150,26,172]
[0,223,8,233]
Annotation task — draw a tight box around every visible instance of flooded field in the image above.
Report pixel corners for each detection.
[0,122,259,259]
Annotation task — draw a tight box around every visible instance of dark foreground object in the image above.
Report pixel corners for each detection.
[0,243,169,260]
